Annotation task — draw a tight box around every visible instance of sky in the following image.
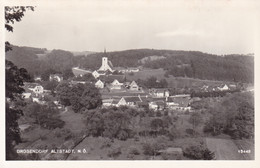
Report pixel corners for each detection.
[4,0,260,55]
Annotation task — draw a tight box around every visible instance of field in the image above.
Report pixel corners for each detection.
[125,68,231,88]
[205,137,254,160]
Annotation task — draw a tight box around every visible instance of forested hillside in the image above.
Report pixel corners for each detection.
[5,45,79,77]
[6,46,254,83]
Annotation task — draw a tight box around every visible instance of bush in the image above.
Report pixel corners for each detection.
[117,130,129,141]
[142,141,165,156]
[40,118,65,130]
[129,147,140,155]
[185,128,197,136]
[108,146,122,158]
[183,145,215,160]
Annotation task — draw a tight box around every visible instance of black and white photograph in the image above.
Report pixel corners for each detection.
[2,0,259,165]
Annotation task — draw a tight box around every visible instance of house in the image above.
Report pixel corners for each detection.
[72,67,92,77]
[22,87,32,99]
[24,83,44,94]
[95,80,104,89]
[117,96,142,107]
[126,67,139,73]
[217,84,229,91]
[169,96,191,111]
[110,79,123,90]
[150,88,170,98]
[200,85,209,92]
[34,76,42,81]
[49,74,63,82]
[149,99,166,111]
[165,97,179,107]
[113,67,139,73]
[92,70,100,79]
[102,98,114,107]
[129,81,139,91]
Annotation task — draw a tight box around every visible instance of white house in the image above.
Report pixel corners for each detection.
[102,99,114,107]
[150,88,170,98]
[22,92,32,99]
[49,74,63,82]
[129,81,139,91]
[217,84,229,91]
[95,80,105,89]
[110,79,123,90]
[149,100,165,111]
[117,96,142,107]
[24,83,44,94]
[92,70,100,79]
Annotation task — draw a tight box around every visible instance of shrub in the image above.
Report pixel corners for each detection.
[40,118,65,130]
[129,147,140,155]
[108,146,122,158]
[183,145,215,160]
[117,130,129,141]
[142,142,165,156]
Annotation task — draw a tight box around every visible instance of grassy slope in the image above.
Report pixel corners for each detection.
[205,137,254,160]
[125,68,233,88]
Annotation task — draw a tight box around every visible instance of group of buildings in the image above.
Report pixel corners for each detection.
[22,54,239,113]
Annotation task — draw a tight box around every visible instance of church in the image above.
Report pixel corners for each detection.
[92,49,114,78]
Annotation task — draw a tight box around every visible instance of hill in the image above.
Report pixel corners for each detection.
[5,45,80,77]
[6,46,254,83]
[79,49,254,83]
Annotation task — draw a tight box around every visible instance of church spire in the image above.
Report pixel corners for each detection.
[104,47,106,54]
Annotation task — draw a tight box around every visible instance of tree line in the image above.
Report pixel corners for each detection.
[6,46,254,84]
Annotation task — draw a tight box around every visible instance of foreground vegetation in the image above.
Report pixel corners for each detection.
[14,90,254,160]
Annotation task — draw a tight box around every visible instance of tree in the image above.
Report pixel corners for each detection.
[56,82,102,112]
[41,80,59,92]
[189,112,202,131]
[41,69,58,81]
[23,102,64,129]
[78,84,102,111]
[62,68,74,80]
[5,6,34,160]
[73,73,96,82]
[56,82,72,106]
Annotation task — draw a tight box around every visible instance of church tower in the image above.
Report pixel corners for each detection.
[98,49,113,72]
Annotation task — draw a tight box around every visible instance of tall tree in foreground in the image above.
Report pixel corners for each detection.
[5,6,34,160]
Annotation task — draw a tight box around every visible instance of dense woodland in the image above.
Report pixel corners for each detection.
[6,46,254,83]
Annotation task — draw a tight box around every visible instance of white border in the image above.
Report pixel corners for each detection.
[1,0,260,168]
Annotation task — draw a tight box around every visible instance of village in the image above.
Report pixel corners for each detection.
[21,54,239,114]
[15,53,254,161]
